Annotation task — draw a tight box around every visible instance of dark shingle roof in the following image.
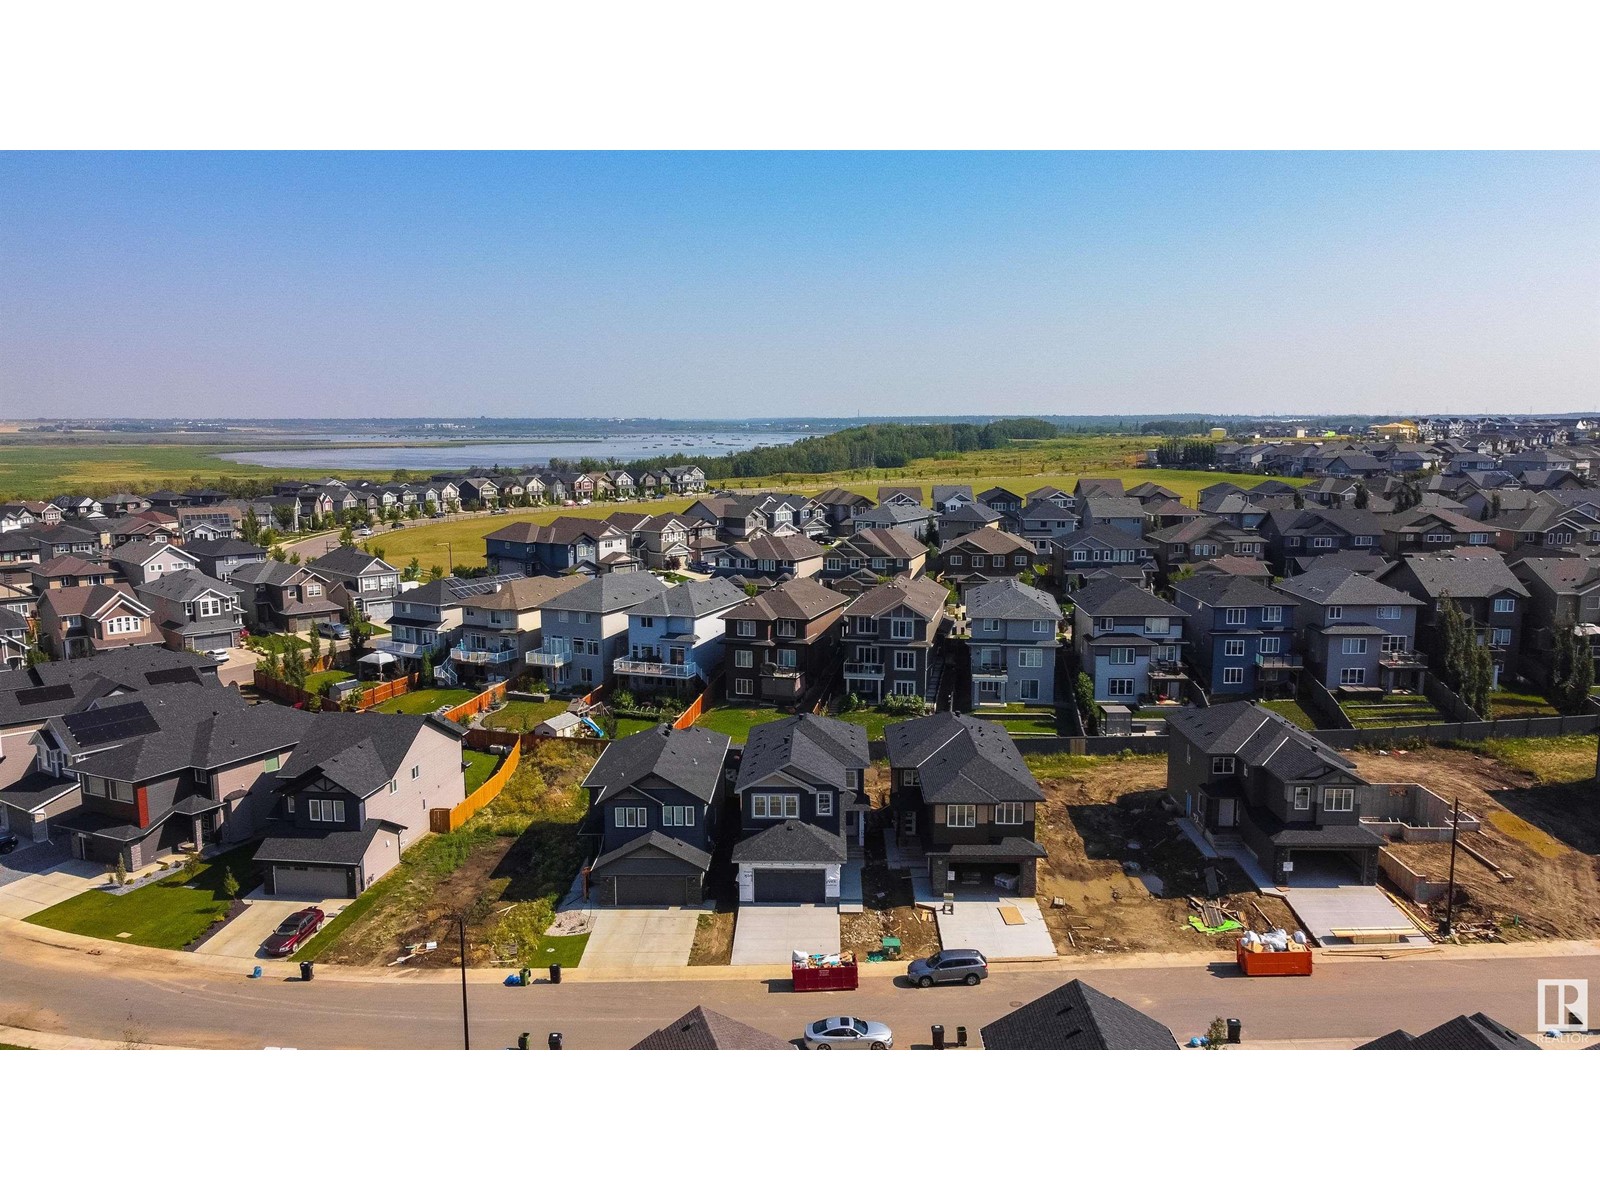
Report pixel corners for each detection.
[627,577,748,619]
[1171,574,1294,611]
[1274,567,1422,608]
[0,646,219,730]
[1166,703,1360,782]
[840,576,948,622]
[255,818,396,867]
[1357,1012,1539,1050]
[276,712,457,798]
[1067,576,1184,618]
[1385,553,1529,600]
[885,713,1043,808]
[732,819,847,865]
[735,713,869,793]
[966,578,1059,621]
[590,830,712,873]
[981,979,1179,1050]
[631,1006,793,1050]
[583,723,730,806]
[547,571,669,615]
[724,578,848,623]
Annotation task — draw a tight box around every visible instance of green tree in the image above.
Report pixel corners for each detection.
[306,623,322,665]
[223,868,240,902]
[403,556,422,582]
[1353,482,1369,509]
[1549,623,1595,715]
[283,648,308,690]
[240,508,262,544]
[346,605,370,658]
[339,524,356,548]
[428,564,445,580]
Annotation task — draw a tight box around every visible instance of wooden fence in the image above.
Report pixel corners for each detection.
[443,680,507,722]
[429,739,522,834]
[673,691,708,731]
[252,669,418,712]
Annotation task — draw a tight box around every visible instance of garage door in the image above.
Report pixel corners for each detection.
[613,875,691,906]
[191,632,235,651]
[273,865,352,899]
[753,868,826,903]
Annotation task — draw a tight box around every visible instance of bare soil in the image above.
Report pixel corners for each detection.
[1351,746,1600,943]
[840,856,941,961]
[1032,757,1302,956]
[689,911,736,965]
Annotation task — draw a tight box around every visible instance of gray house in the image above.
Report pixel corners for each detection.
[966,579,1060,706]
[1274,567,1426,694]
[308,546,402,622]
[529,572,669,694]
[1067,575,1187,704]
[732,713,870,901]
[838,576,949,704]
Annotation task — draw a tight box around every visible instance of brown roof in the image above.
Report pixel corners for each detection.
[943,527,1033,554]
[725,578,848,622]
[41,582,148,619]
[841,575,949,620]
[467,574,589,611]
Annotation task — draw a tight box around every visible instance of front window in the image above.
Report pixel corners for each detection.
[894,650,916,671]
[752,793,799,820]
[775,620,798,638]
[1340,667,1367,685]
[816,792,834,816]
[1224,608,1246,625]
[980,618,1000,633]
[1262,606,1283,624]
[1323,788,1355,813]
[1259,637,1281,654]
[1381,635,1406,654]
[734,678,753,695]
[890,618,914,639]
[995,803,1025,825]
[1212,756,1236,775]
[1326,605,1343,621]
[1377,605,1401,620]
[1491,627,1512,646]
[1493,597,1516,613]
[1293,786,1311,810]
[1341,638,1368,655]
[1107,677,1135,697]
[614,806,648,828]
[1108,647,1135,666]
[1222,667,1244,685]
[1145,617,1169,636]
[735,620,756,638]
[946,804,976,829]
[1224,639,1245,657]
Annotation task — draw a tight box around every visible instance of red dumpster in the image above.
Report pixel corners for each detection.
[792,954,859,992]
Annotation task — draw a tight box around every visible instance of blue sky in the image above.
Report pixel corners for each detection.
[2,152,1596,419]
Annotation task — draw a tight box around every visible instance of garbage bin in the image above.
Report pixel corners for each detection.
[517,1032,530,1050]
[932,1024,945,1051]
[300,961,314,982]
[549,963,562,984]
[548,1032,563,1050]
[520,967,531,987]
[956,1025,968,1048]
[1226,1018,1242,1045]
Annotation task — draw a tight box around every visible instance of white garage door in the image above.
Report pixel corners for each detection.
[274,865,351,898]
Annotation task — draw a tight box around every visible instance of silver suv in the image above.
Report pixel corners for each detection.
[907,949,988,987]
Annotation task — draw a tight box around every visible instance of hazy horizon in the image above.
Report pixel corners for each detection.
[3,152,1597,420]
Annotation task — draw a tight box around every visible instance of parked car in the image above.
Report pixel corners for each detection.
[317,621,350,640]
[354,525,373,537]
[906,949,988,988]
[205,648,231,663]
[260,907,326,957]
[803,1016,893,1049]
[0,832,19,855]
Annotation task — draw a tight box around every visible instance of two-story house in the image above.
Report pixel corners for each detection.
[526,572,669,693]
[1052,526,1158,591]
[484,516,631,577]
[701,532,827,580]
[579,723,730,905]
[1148,517,1269,581]
[966,578,1060,706]
[722,578,849,707]
[1262,507,1384,573]
[135,569,246,655]
[309,546,402,621]
[1380,553,1529,688]
[31,681,310,868]
[1080,494,1148,538]
[1377,508,1498,556]
[1274,567,1426,694]
[30,554,117,593]
[632,513,694,571]
[184,537,267,583]
[36,584,162,660]
[732,713,871,902]
[1066,575,1187,704]
[1017,499,1078,556]
[821,528,928,588]
[1170,575,1300,699]
[936,527,1037,590]
[228,560,345,634]
[1166,703,1384,886]
[838,576,949,704]
[107,540,199,587]
[850,502,935,541]
[447,573,588,685]
[371,572,518,670]
[936,502,1005,544]
[931,484,977,513]
[255,712,465,898]
[886,713,1047,895]
[811,487,873,534]
[612,577,747,696]
[1511,557,1600,688]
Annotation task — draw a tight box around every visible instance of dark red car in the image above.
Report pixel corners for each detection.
[260,907,326,957]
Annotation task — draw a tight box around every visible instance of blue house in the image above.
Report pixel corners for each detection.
[1274,567,1426,694]
[1066,576,1187,704]
[1170,575,1300,698]
[484,516,631,577]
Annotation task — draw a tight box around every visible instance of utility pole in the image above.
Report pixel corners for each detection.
[454,914,471,1050]
[1439,792,1462,939]
[438,542,453,573]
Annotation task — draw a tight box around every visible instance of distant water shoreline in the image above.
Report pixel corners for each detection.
[220,431,800,471]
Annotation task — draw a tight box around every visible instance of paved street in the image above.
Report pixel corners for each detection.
[2,920,1592,1050]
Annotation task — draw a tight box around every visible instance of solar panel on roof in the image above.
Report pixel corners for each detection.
[63,701,160,747]
[16,684,75,706]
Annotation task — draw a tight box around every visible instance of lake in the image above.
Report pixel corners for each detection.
[221,431,800,471]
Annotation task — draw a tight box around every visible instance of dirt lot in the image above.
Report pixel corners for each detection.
[1030,757,1302,957]
[690,911,736,965]
[840,856,942,961]
[1351,745,1600,943]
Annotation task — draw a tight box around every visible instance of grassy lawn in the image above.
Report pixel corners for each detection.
[1469,734,1599,784]
[1490,688,1560,719]
[482,698,571,733]
[1260,698,1318,730]
[462,748,502,793]
[304,668,355,693]
[245,632,310,655]
[1340,692,1446,728]
[613,716,662,738]
[25,845,263,950]
[366,498,695,573]
[993,715,1061,737]
[693,704,790,742]
[372,686,480,714]
[835,709,916,741]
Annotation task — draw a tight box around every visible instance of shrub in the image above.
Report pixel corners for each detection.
[880,692,927,717]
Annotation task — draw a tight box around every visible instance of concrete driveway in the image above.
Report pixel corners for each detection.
[1282,884,1428,947]
[194,895,350,960]
[0,853,107,919]
[217,646,259,689]
[931,892,1056,962]
[731,904,841,965]
[581,907,700,969]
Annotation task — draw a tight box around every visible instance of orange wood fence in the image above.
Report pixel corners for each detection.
[429,739,522,834]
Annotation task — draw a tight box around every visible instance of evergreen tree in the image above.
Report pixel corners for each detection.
[1353,482,1369,509]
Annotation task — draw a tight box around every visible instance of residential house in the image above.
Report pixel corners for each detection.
[838,576,949,704]
[931,484,977,512]
[976,486,1024,526]
[308,546,402,622]
[184,537,267,583]
[1358,1012,1540,1051]
[526,572,669,693]
[633,513,694,570]
[457,477,501,509]
[484,516,630,577]
[1080,493,1148,538]
[851,502,934,541]
[1147,517,1268,580]
[876,485,924,507]
[662,466,707,494]
[721,578,849,707]
[612,577,747,696]
[1380,554,1529,688]
[1017,500,1078,556]
[0,531,42,590]
[1067,575,1187,704]
[375,572,524,671]
[886,712,1047,895]
[936,527,1038,590]
[980,979,1179,1051]
[966,578,1060,707]
[1273,567,1425,694]
[31,522,105,561]
[936,502,1005,543]
[255,712,465,898]
[1170,575,1300,698]
[821,528,928,586]
[578,724,730,905]
[0,608,28,671]
[30,555,117,593]
[811,487,873,533]
[732,713,870,900]
[135,570,246,655]
[1165,703,1384,886]
[107,540,199,587]
[448,574,588,686]
[701,532,827,581]
[1262,507,1384,572]
[228,560,345,635]
[1377,509,1498,556]
[1509,557,1600,688]
[36,584,162,660]
[1052,526,1157,591]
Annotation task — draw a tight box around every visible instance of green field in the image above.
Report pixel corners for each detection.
[1489,688,1560,720]
[371,686,480,714]
[0,442,289,501]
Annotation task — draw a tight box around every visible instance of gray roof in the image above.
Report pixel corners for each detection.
[885,713,1043,807]
[1384,553,1529,600]
[182,538,264,560]
[583,723,730,805]
[732,819,847,865]
[724,578,849,622]
[1274,567,1422,608]
[1166,703,1360,783]
[1357,1012,1539,1051]
[108,541,194,567]
[1067,576,1184,618]
[1171,574,1294,611]
[940,502,1004,525]
[965,578,1059,621]
[590,830,712,874]
[981,979,1179,1050]
[631,1006,793,1050]
[309,545,394,575]
[0,646,220,731]
[735,713,869,794]
[628,577,748,619]
[1082,495,1147,519]
[276,712,459,798]
[135,569,242,604]
[255,818,397,867]
[547,571,669,615]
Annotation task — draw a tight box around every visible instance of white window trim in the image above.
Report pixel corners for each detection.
[946,804,976,829]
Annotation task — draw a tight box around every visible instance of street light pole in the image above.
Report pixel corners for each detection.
[438,542,453,573]
[455,914,471,1050]
[1439,792,1461,939]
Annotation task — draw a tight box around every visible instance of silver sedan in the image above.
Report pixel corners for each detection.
[804,1016,893,1049]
